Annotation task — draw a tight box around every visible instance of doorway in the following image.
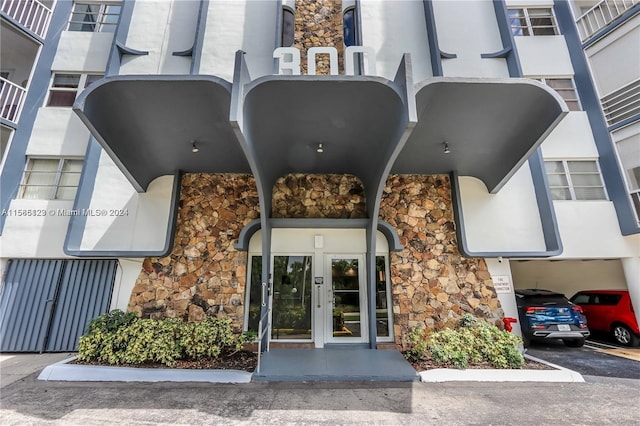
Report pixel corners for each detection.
[244,228,394,348]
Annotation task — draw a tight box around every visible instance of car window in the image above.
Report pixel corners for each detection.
[571,294,590,304]
[593,294,621,306]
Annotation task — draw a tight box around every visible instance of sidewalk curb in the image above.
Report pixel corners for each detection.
[37,357,253,383]
[418,354,585,383]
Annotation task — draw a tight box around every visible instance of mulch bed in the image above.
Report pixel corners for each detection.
[406,354,555,371]
[71,350,259,372]
[72,350,554,372]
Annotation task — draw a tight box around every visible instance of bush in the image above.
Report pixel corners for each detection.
[405,314,524,369]
[78,311,254,367]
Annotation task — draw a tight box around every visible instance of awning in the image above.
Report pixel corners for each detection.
[74,65,567,197]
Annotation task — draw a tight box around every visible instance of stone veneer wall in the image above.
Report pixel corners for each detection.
[380,175,503,349]
[273,174,365,218]
[295,0,344,74]
[128,174,259,331]
[128,173,503,347]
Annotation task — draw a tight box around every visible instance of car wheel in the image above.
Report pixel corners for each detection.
[563,338,585,348]
[612,324,640,347]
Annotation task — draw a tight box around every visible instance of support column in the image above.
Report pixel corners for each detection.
[621,257,640,327]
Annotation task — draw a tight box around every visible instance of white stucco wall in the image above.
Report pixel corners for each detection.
[78,153,174,252]
[1,199,76,258]
[515,36,574,76]
[52,32,113,73]
[584,14,640,96]
[433,0,509,78]
[119,0,198,75]
[458,166,546,253]
[540,113,599,158]
[26,109,90,157]
[110,258,143,311]
[198,0,277,81]
[359,0,433,81]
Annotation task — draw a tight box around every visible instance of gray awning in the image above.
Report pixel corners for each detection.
[393,78,568,192]
[74,73,567,196]
[74,75,251,192]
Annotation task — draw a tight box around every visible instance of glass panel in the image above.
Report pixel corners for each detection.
[101,5,121,32]
[574,187,607,200]
[545,161,565,173]
[568,161,599,173]
[246,256,262,333]
[571,173,603,186]
[271,256,312,340]
[375,256,390,337]
[332,258,361,338]
[282,9,294,47]
[547,174,569,186]
[47,91,77,107]
[550,187,571,200]
[21,159,59,199]
[85,74,103,88]
[508,9,529,36]
[55,160,83,199]
[546,79,574,89]
[343,8,356,47]
[52,74,80,88]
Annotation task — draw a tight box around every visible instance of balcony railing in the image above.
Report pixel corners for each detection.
[601,78,640,127]
[576,0,638,41]
[0,77,27,124]
[1,0,52,39]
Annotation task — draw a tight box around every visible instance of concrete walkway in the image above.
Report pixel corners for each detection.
[0,353,73,388]
[253,348,419,381]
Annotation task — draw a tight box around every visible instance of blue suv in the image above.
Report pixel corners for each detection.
[515,289,590,348]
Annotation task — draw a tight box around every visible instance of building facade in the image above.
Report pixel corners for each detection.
[1,0,638,353]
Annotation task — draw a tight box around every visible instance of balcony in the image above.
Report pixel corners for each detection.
[575,0,639,41]
[1,0,53,39]
[0,77,26,125]
[601,78,640,127]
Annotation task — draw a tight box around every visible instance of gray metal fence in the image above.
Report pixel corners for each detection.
[0,259,117,352]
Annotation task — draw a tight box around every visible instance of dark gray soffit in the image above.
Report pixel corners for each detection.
[74,75,250,191]
[393,78,568,192]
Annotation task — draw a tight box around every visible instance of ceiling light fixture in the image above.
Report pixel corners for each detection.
[191,141,199,153]
[317,143,324,153]
[443,141,451,154]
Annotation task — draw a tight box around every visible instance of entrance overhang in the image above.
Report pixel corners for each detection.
[74,72,567,196]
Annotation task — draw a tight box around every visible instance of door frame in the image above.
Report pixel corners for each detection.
[324,253,369,344]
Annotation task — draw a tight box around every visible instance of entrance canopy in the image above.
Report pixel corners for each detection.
[74,55,567,197]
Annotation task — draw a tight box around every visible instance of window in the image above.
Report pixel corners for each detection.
[614,134,640,221]
[19,158,83,200]
[281,8,294,47]
[536,77,581,111]
[46,73,102,107]
[545,160,608,201]
[68,2,121,32]
[508,7,558,36]
[343,7,356,47]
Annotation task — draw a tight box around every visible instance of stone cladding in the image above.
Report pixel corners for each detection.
[128,173,503,345]
[128,174,259,331]
[380,175,503,349]
[294,0,344,74]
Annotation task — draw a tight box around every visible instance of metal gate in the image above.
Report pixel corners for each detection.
[0,259,118,352]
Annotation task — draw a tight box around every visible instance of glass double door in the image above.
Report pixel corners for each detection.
[268,254,368,344]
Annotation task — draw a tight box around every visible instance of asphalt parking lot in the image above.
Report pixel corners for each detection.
[525,336,640,379]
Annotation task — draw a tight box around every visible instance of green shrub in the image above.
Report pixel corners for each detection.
[78,310,252,367]
[406,314,524,369]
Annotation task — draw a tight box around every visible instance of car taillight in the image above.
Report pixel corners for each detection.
[572,305,583,314]
[526,307,546,314]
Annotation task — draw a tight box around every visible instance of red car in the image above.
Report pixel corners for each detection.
[570,290,640,347]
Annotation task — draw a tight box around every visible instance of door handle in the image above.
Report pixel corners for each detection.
[317,286,321,308]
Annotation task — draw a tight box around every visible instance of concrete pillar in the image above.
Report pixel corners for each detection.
[621,256,640,327]
[485,258,522,339]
